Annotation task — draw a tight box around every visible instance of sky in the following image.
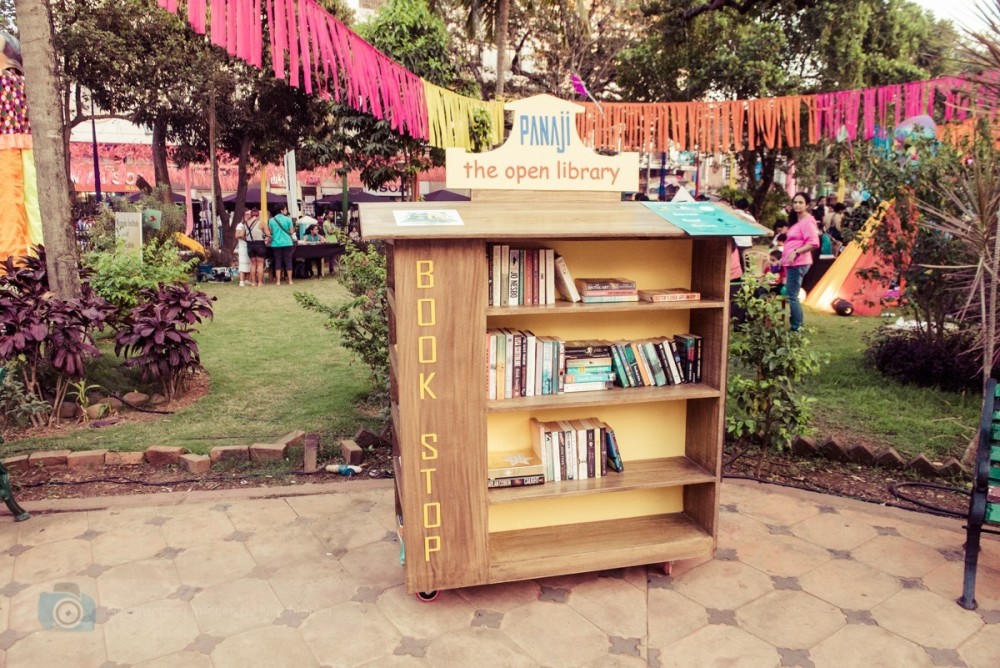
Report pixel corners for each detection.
[911,0,990,33]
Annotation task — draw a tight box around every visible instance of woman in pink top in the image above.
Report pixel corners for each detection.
[781,192,820,331]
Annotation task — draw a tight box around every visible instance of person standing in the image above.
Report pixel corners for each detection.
[781,192,820,331]
[268,205,296,286]
[244,209,267,287]
[234,210,252,286]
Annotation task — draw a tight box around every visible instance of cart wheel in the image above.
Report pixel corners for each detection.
[662,562,673,576]
[416,590,439,602]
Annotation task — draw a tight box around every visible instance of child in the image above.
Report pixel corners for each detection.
[763,249,785,292]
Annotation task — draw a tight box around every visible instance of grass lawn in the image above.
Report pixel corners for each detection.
[797,307,980,461]
[5,277,379,456]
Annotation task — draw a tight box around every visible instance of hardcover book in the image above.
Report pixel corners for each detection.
[638,288,701,302]
[580,294,640,303]
[574,277,637,291]
[553,255,582,302]
[489,444,545,480]
[487,474,545,488]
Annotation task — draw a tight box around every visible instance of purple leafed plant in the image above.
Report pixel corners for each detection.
[114,283,215,400]
[0,251,115,425]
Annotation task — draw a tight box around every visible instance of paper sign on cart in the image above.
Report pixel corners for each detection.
[393,209,465,226]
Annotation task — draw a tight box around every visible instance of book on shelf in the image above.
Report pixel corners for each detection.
[580,294,640,303]
[608,342,632,387]
[544,249,556,305]
[619,343,644,387]
[638,288,701,302]
[487,331,498,400]
[508,249,521,306]
[562,380,615,393]
[604,425,624,472]
[487,474,546,489]
[575,277,637,291]
[582,418,608,477]
[499,244,510,307]
[673,334,703,383]
[652,337,681,386]
[524,330,537,397]
[490,245,503,306]
[630,342,654,387]
[564,369,616,384]
[503,329,515,397]
[641,341,669,386]
[488,447,545,479]
[553,255,581,302]
[579,288,639,297]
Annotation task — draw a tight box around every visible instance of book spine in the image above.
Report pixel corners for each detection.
[487,331,498,399]
[586,426,595,479]
[523,249,533,307]
[532,249,541,305]
[553,255,581,302]
[495,329,506,399]
[610,344,631,387]
[487,246,494,306]
[556,340,566,393]
[564,370,616,383]
[491,245,503,306]
[605,427,624,472]
[487,475,545,488]
[512,333,523,398]
[564,358,614,369]
[598,424,607,477]
[667,339,684,385]
[525,332,537,398]
[499,244,510,307]
[566,427,577,481]
[673,336,691,383]
[518,249,526,305]
[620,344,643,387]
[631,342,653,386]
[693,334,703,383]
[561,380,614,393]
[541,338,554,395]
[508,249,521,306]
[557,431,567,481]
[520,331,528,396]
[653,339,676,386]
[642,341,669,386]
[580,295,641,303]
[575,280,637,291]
[545,249,556,305]
[504,329,515,397]
[579,289,640,297]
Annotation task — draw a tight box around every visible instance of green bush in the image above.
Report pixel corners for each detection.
[0,364,49,438]
[83,238,198,322]
[864,325,979,393]
[727,277,827,473]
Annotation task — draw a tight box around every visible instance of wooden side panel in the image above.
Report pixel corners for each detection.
[471,190,621,205]
[394,240,489,592]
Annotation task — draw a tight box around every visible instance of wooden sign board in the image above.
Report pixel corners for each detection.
[446,94,639,192]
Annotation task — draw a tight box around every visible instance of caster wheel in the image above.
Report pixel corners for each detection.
[416,590,439,602]
[663,562,673,576]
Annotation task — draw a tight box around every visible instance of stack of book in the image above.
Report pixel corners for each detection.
[488,442,546,488]
[575,277,639,303]
[563,341,616,393]
[488,245,557,306]
[529,417,624,483]
[608,334,703,388]
[638,288,701,302]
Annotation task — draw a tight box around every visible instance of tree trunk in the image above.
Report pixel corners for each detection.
[15,0,81,299]
[151,116,172,194]
[495,0,509,99]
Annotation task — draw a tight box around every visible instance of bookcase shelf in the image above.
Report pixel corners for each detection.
[488,513,713,583]
[486,383,721,413]
[488,457,715,504]
[485,299,727,317]
[361,192,748,595]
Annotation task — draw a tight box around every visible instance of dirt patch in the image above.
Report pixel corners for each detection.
[725,446,970,518]
[6,370,212,441]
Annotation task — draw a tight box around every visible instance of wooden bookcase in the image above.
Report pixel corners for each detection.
[360,191,734,595]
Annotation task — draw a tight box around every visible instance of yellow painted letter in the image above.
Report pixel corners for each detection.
[416,261,434,289]
[419,372,437,400]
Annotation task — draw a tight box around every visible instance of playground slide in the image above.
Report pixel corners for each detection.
[175,232,208,257]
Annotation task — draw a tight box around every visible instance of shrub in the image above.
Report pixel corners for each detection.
[863,325,979,393]
[83,238,198,324]
[295,234,389,398]
[0,251,115,425]
[0,364,49,438]
[114,283,215,400]
[727,276,827,473]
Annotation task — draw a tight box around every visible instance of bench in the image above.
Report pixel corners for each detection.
[959,377,1000,609]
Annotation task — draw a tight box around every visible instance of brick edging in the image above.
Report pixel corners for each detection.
[789,435,966,478]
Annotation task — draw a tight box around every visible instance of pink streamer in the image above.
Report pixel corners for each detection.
[863,88,875,139]
[188,0,206,34]
[286,0,299,88]
[184,166,194,235]
[210,0,226,47]
[226,0,238,57]
[270,0,285,80]
[252,0,262,67]
[299,0,313,94]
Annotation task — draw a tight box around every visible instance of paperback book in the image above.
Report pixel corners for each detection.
[638,288,701,302]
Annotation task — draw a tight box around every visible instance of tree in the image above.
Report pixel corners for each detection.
[617,0,961,218]
[14,0,81,299]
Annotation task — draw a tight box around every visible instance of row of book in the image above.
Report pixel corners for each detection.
[486,245,702,306]
[487,245,559,306]
[487,417,624,488]
[487,332,704,400]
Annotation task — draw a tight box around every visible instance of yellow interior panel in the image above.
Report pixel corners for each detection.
[488,487,684,532]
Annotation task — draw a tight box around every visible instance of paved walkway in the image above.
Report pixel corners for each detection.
[0,479,997,667]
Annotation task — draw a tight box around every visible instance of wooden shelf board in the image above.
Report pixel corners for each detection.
[486,299,726,316]
[488,513,712,583]
[488,457,715,504]
[487,383,720,412]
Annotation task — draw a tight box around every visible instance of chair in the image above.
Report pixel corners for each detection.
[742,249,769,278]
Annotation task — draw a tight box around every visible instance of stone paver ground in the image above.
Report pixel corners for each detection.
[0,479,997,667]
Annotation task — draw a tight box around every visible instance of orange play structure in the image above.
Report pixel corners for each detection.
[804,201,904,316]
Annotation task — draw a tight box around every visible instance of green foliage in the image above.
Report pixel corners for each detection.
[358,0,460,88]
[83,238,198,323]
[295,235,388,399]
[727,277,827,470]
[0,365,49,439]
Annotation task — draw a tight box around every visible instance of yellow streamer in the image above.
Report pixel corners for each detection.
[423,81,504,150]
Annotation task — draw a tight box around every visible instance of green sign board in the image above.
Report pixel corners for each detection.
[642,202,763,236]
